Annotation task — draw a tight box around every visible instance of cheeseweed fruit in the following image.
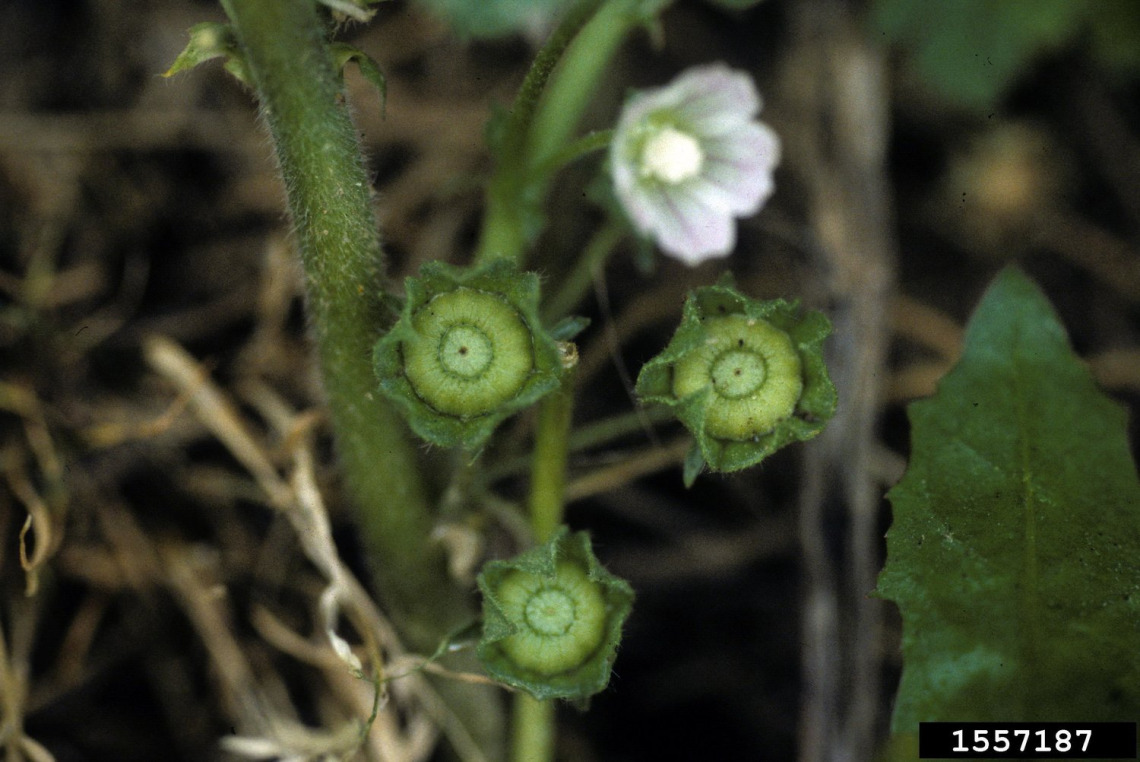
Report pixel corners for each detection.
[636,277,836,476]
[373,261,565,449]
[476,528,634,702]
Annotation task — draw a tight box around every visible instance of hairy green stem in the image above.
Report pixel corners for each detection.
[219,0,465,646]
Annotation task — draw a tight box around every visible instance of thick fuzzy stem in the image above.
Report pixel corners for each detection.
[219,0,465,644]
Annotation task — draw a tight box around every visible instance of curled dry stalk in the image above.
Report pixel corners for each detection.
[143,332,496,762]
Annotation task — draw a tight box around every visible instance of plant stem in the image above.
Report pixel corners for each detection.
[527,128,613,186]
[479,405,674,485]
[526,0,642,170]
[528,371,576,544]
[475,0,645,267]
[219,0,465,646]
[511,693,556,762]
[512,370,576,762]
[475,0,603,265]
[542,220,623,323]
[568,403,673,451]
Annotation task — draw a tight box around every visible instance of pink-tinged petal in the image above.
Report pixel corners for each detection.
[682,173,747,219]
[669,64,760,130]
[610,143,640,200]
[617,82,687,130]
[617,183,665,239]
[701,122,781,213]
[609,63,781,265]
[652,186,737,265]
[703,121,781,174]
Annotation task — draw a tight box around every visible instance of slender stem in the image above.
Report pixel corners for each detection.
[525,0,642,170]
[510,371,575,762]
[476,0,644,267]
[542,220,623,323]
[475,0,603,265]
[569,403,673,451]
[219,0,466,646]
[499,0,601,169]
[479,405,674,485]
[511,693,555,762]
[527,128,613,185]
[528,372,575,543]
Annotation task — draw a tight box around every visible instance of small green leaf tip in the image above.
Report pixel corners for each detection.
[373,261,565,450]
[476,528,634,702]
[163,22,251,86]
[635,279,836,473]
[329,44,387,116]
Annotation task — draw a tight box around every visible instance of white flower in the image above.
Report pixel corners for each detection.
[610,63,781,265]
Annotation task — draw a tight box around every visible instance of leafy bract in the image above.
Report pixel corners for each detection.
[163,22,252,85]
[878,267,1140,736]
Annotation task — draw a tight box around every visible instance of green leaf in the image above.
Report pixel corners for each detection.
[329,43,387,116]
[877,267,1140,734]
[164,22,251,85]
[548,315,590,341]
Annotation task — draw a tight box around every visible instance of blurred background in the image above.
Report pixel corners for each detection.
[1,0,1138,759]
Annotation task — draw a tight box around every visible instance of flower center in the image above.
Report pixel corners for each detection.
[524,588,576,636]
[641,126,703,184]
[710,349,766,399]
[439,324,493,379]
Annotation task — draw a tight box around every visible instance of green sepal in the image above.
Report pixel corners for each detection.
[549,315,590,342]
[373,261,564,450]
[476,527,634,702]
[682,443,705,488]
[329,43,387,116]
[635,280,836,474]
[318,0,379,22]
[163,22,252,86]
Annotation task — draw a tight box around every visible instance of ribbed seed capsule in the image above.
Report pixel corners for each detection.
[671,315,803,440]
[495,561,607,676]
[476,528,634,702]
[403,288,533,417]
[373,261,565,450]
[635,278,836,476]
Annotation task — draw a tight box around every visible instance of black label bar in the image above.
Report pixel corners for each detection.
[919,722,1137,759]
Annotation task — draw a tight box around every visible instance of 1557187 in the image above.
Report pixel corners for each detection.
[918,722,1137,758]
